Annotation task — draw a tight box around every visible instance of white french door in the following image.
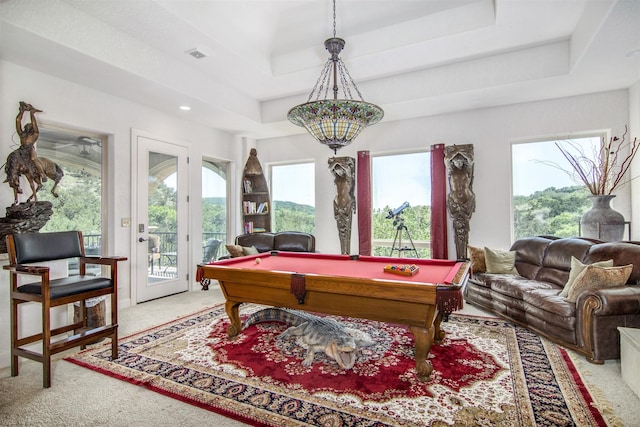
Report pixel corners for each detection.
[134,133,189,302]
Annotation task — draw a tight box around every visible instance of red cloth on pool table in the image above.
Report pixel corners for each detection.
[196,252,465,314]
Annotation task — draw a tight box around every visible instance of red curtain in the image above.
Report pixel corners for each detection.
[430,144,448,259]
[356,151,372,256]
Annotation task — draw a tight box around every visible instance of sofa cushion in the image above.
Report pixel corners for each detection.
[510,236,553,280]
[523,288,576,319]
[225,244,245,257]
[535,238,594,287]
[486,274,554,300]
[236,233,276,253]
[584,242,640,284]
[225,244,259,258]
[468,275,490,289]
[273,232,315,252]
[522,288,578,344]
[559,257,614,298]
[242,245,259,256]
[566,264,633,302]
[484,247,518,274]
[468,245,486,274]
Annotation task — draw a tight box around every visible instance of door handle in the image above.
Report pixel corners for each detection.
[138,237,148,242]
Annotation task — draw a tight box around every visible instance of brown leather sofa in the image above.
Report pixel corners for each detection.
[198,231,316,290]
[232,231,316,254]
[218,231,316,260]
[465,236,640,363]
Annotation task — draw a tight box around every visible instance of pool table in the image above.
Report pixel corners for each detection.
[198,252,470,381]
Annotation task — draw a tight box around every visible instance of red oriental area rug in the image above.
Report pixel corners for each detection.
[66,304,612,426]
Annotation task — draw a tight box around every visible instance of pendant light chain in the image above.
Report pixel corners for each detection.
[286,0,384,153]
[333,0,337,38]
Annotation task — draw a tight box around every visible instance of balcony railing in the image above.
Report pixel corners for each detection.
[83,234,101,255]
[81,232,227,264]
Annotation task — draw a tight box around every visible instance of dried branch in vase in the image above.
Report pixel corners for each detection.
[551,126,639,195]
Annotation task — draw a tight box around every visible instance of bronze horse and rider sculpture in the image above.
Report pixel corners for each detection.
[5,102,64,205]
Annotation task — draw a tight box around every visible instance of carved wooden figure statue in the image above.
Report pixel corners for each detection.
[329,157,356,255]
[444,144,476,259]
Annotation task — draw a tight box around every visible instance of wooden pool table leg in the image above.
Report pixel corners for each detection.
[433,311,446,344]
[225,300,242,338]
[410,325,435,382]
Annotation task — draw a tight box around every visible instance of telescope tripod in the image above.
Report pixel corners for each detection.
[389,215,418,257]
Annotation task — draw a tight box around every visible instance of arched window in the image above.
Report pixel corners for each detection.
[202,158,228,261]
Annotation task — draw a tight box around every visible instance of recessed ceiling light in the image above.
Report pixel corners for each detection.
[625,49,640,58]
[179,105,191,111]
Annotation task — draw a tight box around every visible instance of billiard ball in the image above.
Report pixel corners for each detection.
[255,258,261,264]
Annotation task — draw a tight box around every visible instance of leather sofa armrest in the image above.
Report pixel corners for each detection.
[576,285,640,316]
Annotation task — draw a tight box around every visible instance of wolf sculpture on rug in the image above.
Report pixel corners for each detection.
[243,308,374,369]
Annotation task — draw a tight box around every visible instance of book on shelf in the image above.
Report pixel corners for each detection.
[257,202,269,213]
[243,201,259,214]
[243,179,253,194]
[253,227,266,233]
[243,221,254,233]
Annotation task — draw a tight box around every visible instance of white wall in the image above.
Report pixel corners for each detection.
[0,60,240,368]
[257,90,631,254]
[629,81,640,241]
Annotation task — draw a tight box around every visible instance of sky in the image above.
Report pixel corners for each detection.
[512,136,601,196]
[202,168,227,199]
[372,152,430,210]
[270,163,315,205]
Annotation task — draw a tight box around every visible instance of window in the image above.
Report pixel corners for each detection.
[202,159,228,261]
[36,126,105,274]
[371,152,431,257]
[270,163,315,233]
[511,135,603,239]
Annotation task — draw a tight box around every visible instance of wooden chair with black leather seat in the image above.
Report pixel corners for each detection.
[4,230,127,388]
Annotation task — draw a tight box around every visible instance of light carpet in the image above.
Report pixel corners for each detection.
[64,303,618,426]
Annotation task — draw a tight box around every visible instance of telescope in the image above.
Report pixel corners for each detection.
[386,201,410,219]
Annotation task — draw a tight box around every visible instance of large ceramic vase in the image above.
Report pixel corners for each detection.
[580,195,625,241]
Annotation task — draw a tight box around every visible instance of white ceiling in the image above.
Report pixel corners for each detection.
[1,0,639,140]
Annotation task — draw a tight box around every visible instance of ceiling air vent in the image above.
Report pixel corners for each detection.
[185,48,207,59]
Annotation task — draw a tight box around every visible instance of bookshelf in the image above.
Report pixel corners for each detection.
[241,149,271,233]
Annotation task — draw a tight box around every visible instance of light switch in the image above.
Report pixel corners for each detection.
[121,218,130,227]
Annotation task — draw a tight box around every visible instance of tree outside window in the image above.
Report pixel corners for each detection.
[372,152,431,257]
[36,128,103,255]
[271,163,315,233]
[512,136,603,239]
[202,159,228,260]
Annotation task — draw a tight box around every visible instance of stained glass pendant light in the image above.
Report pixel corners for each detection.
[287,0,384,154]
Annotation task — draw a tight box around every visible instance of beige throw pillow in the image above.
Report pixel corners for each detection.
[242,245,259,256]
[566,264,633,302]
[559,257,614,298]
[226,244,260,258]
[484,247,518,274]
[225,244,244,258]
[468,245,486,274]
